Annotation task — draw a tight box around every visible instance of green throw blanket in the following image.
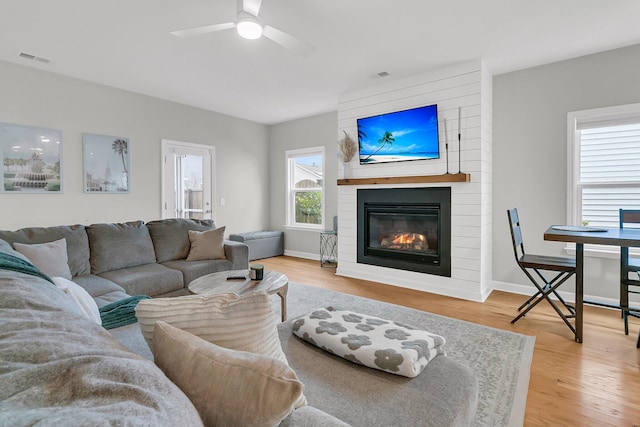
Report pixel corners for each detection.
[99,295,151,330]
[0,252,54,284]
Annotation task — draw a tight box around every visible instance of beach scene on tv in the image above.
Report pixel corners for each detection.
[357,104,440,164]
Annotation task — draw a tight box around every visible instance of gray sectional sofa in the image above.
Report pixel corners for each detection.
[0,219,478,426]
[0,218,249,306]
[0,239,349,426]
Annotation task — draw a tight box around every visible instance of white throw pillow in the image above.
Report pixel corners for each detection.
[13,238,73,280]
[51,276,102,325]
[136,290,306,408]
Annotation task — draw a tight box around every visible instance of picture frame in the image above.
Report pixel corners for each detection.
[1,122,63,193]
[83,133,130,193]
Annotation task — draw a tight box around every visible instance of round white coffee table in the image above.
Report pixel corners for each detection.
[188,269,289,321]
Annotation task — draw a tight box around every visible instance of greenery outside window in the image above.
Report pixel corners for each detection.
[286,147,324,229]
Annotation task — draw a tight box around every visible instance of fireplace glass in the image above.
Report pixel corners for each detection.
[367,208,439,262]
[357,187,451,277]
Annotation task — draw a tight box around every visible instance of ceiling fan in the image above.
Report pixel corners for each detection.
[170,0,316,57]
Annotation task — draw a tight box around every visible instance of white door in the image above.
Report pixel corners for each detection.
[161,140,215,220]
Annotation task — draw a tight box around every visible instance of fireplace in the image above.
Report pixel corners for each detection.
[357,187,451,277]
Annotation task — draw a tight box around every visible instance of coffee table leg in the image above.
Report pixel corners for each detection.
[277,286,288,322]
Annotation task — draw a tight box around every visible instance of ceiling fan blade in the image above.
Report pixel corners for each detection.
[239,0,262,16]
[170,22,235,38]
[263,25,316,57]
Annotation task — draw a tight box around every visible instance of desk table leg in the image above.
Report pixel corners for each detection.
[575,243,584,343]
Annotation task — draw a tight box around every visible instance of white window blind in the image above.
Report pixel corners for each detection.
[578,122,640,227]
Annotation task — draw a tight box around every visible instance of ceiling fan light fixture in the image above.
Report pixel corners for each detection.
[236,14,263,40]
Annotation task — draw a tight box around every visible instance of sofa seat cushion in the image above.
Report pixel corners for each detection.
[99,263,183,297]
[162,258,233,286]
[147,218,216,263]
[0,224,91,276]
[72,274,130,308]
[0,271,204,427]
[87,221,156,274]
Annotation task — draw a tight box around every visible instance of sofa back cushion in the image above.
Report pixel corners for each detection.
[146,218,216,263]
[0,224,90,276]
[87,221,156,274]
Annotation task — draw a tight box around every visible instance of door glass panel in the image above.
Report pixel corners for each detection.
[177,154,204,219]
[162,140,213,221]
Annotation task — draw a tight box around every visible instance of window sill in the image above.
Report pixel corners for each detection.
[284,224,324,232]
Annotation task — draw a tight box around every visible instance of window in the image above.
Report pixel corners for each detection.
[568,103,640,228]
[286,147,325,229]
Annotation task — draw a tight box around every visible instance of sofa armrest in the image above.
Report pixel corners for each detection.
[223,240,249,270]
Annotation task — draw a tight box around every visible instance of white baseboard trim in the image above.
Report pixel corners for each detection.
[283,250,318,261]
[491,280,621,309]
[280,253,623,308]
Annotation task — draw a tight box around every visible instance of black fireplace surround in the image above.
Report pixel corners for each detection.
[357,187,451,277]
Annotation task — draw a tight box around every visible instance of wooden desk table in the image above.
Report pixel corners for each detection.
[544,226,640,343]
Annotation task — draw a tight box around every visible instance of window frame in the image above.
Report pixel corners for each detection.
[285,146,325,231]
[567,102,640,257]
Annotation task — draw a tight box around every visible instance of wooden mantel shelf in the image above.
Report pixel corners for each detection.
[337,173,470,186]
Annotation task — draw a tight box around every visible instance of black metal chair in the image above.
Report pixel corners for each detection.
[618,209,640,346]
[507,208,577,334]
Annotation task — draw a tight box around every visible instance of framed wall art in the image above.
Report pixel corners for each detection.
[1,122,63,193]
[83,133,130,193]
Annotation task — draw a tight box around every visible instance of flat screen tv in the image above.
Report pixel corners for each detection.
[357,104,439,165]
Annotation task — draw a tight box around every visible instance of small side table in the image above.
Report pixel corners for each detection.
[320,230,337,268]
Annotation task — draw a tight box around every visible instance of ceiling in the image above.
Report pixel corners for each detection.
[1,0,640,125]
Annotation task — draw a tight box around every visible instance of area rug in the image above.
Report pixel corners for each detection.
[112,281,534,426]
[281,282,535,427]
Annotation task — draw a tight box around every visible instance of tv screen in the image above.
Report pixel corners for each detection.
[357,104,439,165]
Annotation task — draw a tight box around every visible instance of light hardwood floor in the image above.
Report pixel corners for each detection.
[259,256,640,426]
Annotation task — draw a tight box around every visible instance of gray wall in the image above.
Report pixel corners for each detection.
[493,43,640,300]
[0,60,270,235]
[268,112,338,258]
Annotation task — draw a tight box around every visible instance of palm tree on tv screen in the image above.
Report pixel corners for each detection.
[363,131,395,162]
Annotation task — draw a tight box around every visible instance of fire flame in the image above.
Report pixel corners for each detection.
[391,233,426,245]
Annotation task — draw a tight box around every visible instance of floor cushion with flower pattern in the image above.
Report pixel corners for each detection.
[291,307,446,378]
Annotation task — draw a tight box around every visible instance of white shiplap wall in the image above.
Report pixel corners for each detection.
[336,60,493,302]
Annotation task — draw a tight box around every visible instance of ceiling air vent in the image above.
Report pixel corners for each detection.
[371,71,390,79]
[19,52,51,64]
